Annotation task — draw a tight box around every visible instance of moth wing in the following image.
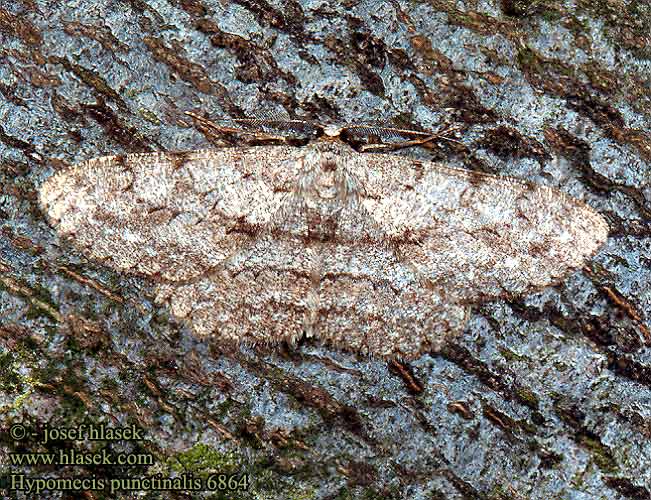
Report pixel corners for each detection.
[351,155,608,301]
[314,252,470,358]
[39,147,304,281]
[153,227,470,359]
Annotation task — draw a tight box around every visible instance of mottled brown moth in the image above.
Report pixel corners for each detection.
[39,115,608,359]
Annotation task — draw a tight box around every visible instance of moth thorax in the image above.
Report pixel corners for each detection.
[314,158,344,199]
[298,153,349,208]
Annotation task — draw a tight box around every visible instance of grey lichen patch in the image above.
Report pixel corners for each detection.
[513,33,651,161]
[203,24,297,86]
[143,35,224,97]
[0,124,39,158]
[544,127,651,221]
[577,0,651,60]
[63,20,130,53]
[552,394,620,473]
[0,276,60,323]
[49,57,128,110]
[323,25,387,96]
[444,343,558,412]
[1,226,44,256]
[236,357,366,440]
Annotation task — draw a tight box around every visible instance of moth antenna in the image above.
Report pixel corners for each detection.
[185,111,322,144]
[351,123,463,152]
[252,108,292,121]
[342,124,432,141]
[185,111,291,143]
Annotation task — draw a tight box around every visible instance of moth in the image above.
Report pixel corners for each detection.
[39,114,608,359]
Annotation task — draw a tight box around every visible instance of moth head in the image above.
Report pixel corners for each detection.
[300,145,355,204]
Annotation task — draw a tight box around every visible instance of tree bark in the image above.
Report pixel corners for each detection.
[1,1,650,499]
